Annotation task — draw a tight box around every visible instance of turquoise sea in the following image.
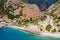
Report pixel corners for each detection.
[0,26,60,40]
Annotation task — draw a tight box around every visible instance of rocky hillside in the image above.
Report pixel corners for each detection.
[0,0,60,24]
[46,0,60,29]
[0,0,42,20]
[0,0,60,33]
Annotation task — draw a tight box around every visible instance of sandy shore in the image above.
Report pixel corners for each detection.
[6,25,60,38]
[0,16,60,38]
[7,25,41,35]
[40,32,60,38]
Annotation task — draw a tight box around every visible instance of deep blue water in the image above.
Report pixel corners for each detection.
[0,26,60,40]
[27,0,57,10]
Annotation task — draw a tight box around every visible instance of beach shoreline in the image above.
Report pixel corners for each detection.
[0,15,60,38]
[5,25,60,38]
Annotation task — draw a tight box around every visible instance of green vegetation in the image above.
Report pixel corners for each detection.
[57,24,60,27]
[57,16,60,19]
[45,24,52,31]
[0,0,60,30]
[0,0,26,19]
[40,28,43,31]
[49,13,57,20]
[0,0,6,14]
[58,29,60,32]
[7,13,15,19]
[21,18,39,25]
[40,16,47,21]
[52,28,56,33]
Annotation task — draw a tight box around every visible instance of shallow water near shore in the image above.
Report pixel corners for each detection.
[0,26,60,40]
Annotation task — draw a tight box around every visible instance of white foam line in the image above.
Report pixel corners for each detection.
[40,32,60,38]
[6,25,60,38]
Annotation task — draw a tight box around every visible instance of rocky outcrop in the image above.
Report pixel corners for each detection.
[54,4,60,17]
[4,0,42,20]
[20,4,42,20]
[47,0,60,17]
[47,1,60,28]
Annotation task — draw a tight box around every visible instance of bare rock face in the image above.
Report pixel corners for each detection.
[21,4,42,20]
[4,0,42,20]
[53,3,60,27]
[47,1,60,17]
[5,0,21,7]
[4,0,22,15]
[47,4,55,14]
[54,4,60,17]
[13,7,22,16]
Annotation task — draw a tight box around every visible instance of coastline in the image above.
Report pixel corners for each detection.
[0,0,60,39]
[0,15,60,38]
[6,25,60,38]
